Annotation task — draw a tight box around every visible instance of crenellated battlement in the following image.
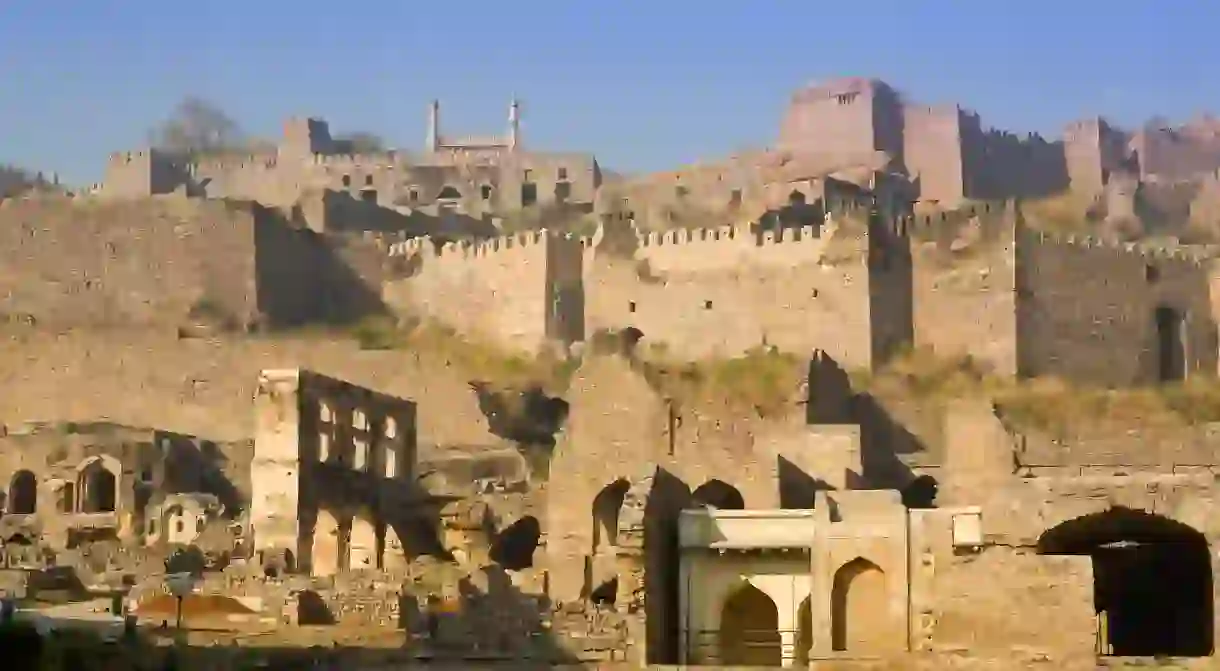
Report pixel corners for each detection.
[313,153,400,169]
[1028,229,1220,266]
[386,228,596,261]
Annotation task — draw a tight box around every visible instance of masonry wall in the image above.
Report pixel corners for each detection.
[910,202,1019,375]
[903,106,965,205]
[586,219,888,366]
[1015,233,1220,385]
[0,196,261,330]
[383,231,578,352]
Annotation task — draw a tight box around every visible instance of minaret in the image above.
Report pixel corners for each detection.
[426,99,440,152]
[508,98,520,151]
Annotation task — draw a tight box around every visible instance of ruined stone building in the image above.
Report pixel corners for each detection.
[250,369,420,577]
[98,100,601,219]
[0,421,248,556]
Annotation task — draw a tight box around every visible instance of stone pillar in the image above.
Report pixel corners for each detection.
[780,630,799,667]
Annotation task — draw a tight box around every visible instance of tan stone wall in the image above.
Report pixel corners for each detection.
[0,196,260,329]
[1016,231,1220,385]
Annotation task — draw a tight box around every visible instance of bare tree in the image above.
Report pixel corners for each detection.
[0,165,55,198]
[149,97,248,157]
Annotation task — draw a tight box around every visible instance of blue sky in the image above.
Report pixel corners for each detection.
[1,1,1216,185]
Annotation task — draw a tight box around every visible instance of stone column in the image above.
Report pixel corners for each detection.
[780,629,799,667]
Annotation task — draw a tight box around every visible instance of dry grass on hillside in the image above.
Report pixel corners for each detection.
[347,315,578,393]
[860,346,1220,431]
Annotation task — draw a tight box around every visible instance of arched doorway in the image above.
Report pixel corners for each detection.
[831,557,887,653]
[719,582,781,666]
[7,470,37,514]
[312,510,341,577]
[349,516,377,570]
[165,505,189,544]
[1037,507,1213,657]
[592,479,630,551]
[78,459,117,513]
[691,479,745,510]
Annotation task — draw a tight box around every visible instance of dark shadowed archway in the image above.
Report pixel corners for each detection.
[490,515,541,571]
[691,479,745,510]
[592,479,631,551]
[7,470,37,514]
[1037,507,1213,657]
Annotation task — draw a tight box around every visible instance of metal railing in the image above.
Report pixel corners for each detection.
[683,628,804,666]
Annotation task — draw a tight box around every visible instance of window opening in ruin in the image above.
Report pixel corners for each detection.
[364,175,373,187]
[148,518,156,536]
[140,467,153,483]
[1036,507,1214,657]
[523,169,533,181]
[7,470,37,515]
[1145,264,1160,283]
[591,479,632,552]
[354,438,368,471]
[835,93,858,105]
[555,181,571,203]
[831,557,887,653]
[408,189,419,203]
[788,190,807,206]
[521,182,538,207]
[385,447,396,478]
[628,301,636,313]
[353,409,368,431]
[196,518,204,533]
[385,417,397,439]
[78,460,117,513]
[690,479,745,510]
[176,520,184,534]
[342,175,352,188]
[557,167,568,180]
[703,300,713,310]
[318,432,330,462]
[360,189,377,203]
[675,185,689,199]
[320,403,333,423]
[729,189,743,209]
[1154,306,1187,383]
[490,515,541,571]
[717,583,781,666]
[481,184,492,200]
[437,185,462,200]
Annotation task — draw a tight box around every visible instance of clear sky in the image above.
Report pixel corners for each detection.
[1,1,1216,185]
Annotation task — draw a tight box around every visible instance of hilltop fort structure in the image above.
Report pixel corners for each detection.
[4,77,1220,668]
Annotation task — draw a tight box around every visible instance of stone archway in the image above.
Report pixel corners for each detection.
[691,479,745,510]
[831,557,887,653]
[592,479,631,551]
[312,510,341,577]
[77,458,117,513]
[719,582,782,666]
[7,470,37,514]
[1037,506,1213,657]
[349,516,378,570]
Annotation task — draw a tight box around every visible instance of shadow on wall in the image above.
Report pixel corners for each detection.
[253,205,391,329]
[804,350,934,498]
[160,437,246,517]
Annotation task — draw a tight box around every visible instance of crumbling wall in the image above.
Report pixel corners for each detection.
[910,202,1019,375]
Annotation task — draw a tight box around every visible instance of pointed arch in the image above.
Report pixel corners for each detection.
[77,457,118,513]
[719,581,781,666]
[592,478,631,551]
[831,557,887,653]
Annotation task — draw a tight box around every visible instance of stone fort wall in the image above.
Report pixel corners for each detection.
[0,195,384,331]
